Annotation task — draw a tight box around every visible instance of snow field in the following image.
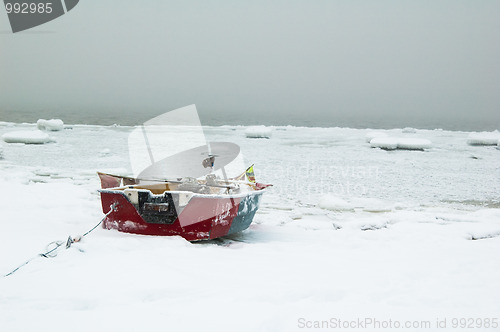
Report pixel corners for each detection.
[0,122,499,331]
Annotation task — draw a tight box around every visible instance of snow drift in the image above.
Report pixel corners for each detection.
[317,195,354,211]
[2,130,52,144]
[37,119,64,131]
[370,137,432,150]
[402,127,417,133]
[467,131,500,146]
[365,131,388,143]
[369,137,399,150]
[396,137,433,150]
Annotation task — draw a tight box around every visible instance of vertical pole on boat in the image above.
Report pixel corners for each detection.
[207,142,213,172]
[207,141,212,156]
[141,125,155,165]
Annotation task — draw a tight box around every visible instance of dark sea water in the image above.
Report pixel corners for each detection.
[1,108,499,131]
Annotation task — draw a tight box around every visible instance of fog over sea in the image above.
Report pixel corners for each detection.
[2,2,499,132]
[2,108,498,131]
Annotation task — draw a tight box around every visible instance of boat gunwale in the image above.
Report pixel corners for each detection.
[98,186,268,200]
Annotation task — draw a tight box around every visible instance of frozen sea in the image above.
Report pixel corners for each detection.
[0,122,499,331]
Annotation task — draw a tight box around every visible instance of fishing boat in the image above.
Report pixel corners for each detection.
[96,105,271,241]
[98,172,270,241]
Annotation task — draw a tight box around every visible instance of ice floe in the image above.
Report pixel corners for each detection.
[2,130,53,144]
[245,126,272,138]
[467,131,500,146]
[396,137,433,150]
[37,119,64,131]
[402,127,417,133]
[370,137,432,150]
[369,137,399,150]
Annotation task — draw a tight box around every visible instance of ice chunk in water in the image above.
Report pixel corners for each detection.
[2,130,52,144]
[467,131,500,146]
[37,119,64,131]
[370,137,398,150]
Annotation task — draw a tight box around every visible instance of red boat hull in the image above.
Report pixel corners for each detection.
[99,189,264,241]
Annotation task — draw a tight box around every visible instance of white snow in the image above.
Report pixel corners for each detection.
[37,119,64,131]
[318,196,394,213]
[370,137,432,150]
[0,123,499,331]
[396,137,433,150]
[245,125,272,138]
[467,131,500,145]
[365,130,388,142]
[2,130,52,144]
[369,137,398,150]
[98,148,112,157]
[353,197,394,212]
[317,194,354,211]
[402,127,417,133]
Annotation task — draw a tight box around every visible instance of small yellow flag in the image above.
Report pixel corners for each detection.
[233,165,256,183]
[246,165,256,183]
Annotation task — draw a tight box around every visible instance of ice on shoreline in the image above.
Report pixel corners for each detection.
[245,126,272,139]
[2,130,52,144]
[467,131,500,146]
[396,137,432,150]
[37,119,64,131]
[402,127,417,133]
[365,131,388,143]
[318,195,394,213]
[317,195,354,211]
[369,137,399,150]
[370,137,432,150]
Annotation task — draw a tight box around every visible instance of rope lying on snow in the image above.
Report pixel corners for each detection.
[3,203,117,278]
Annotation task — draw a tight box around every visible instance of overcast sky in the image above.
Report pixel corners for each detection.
[0,0,499,130]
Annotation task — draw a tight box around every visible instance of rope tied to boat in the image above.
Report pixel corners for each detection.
[2,203,118,278]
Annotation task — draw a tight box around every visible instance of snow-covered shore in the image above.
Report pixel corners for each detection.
[1,123,499,331]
